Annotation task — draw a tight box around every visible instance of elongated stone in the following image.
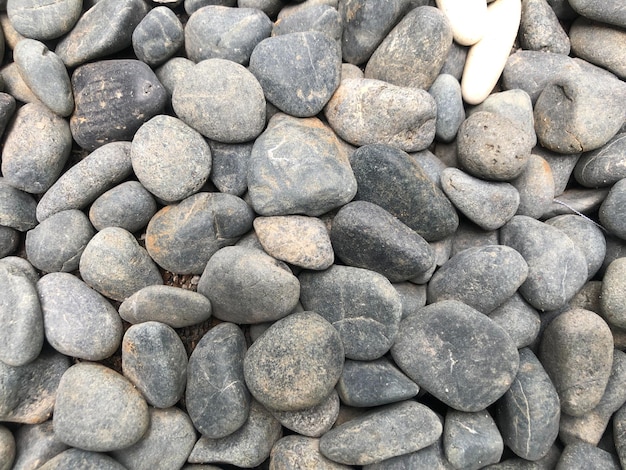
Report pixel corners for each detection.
[436,0,486,46]
[600,178,626,240]
[37,449,127,470]
[7,0,82,41]
[132,6,184,67]
[88,181,157,233]
[601,258,626,329]
[575,133,626,188]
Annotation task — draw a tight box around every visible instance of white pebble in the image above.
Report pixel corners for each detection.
[436,0,487,46]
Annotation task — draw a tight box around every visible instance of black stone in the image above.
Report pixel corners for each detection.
[209,140,252,196]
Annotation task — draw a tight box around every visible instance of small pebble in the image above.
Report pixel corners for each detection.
[0,178,37,231]
[555,442,620,469]
[488,293,541,349]
[429,73,465,143]
[567,0,626,28]
[88,181,156,233]
[208,140,252,196]
[155,57,194,99]
[511,154,555,219]
[601,257,626,329]
[599,178,626,240]
[132,6,184,67]
[574,132,626,188]
[272,4,342,45]
[270,390,340,438]
[0,225,19,257]
[270,435,350,470]
[519,0,570,55]
[10,421,68,470]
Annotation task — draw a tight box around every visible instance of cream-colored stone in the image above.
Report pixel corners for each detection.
[436,0,487,46]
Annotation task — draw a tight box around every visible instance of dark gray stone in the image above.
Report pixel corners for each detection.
[155,57,195,99]
[567,0,626,28]
[511,154,555,219]
[519,0,570,54]
[391,300,519,412]
[25,210,95,273]
[600,178,626,240]
[488,293,541,349]
[0,226,19,257]
[132,6,184,66]
[543,187,609,219]
[0,179,37,231]
[146,192,254,275]
[614,402,626,467]
[440,41,468,81]
[0,256,39,285]
[37,449,126,470]
[319,401,442,466]
[411,149,448,188]
[11,421,69,470]
[270,436,350,470]
[555,442,620,470]
[186,322,250,438]
[7,0,82,40]
[575,133,626,188]
[37,272,123,360]
[185,0,236,15]
[602,235,626,276]
[546,0,578,20]
[363,438,453,470]
[601,257,626,329]
[70,59,167,151]
[331,200,435,282]
[570,18,626,80]
[88,181,156,233]
[2,102,71,193]
[269,389,340,438]
[349,144,458,241]
[496,348,560,460]
[79,226,163,301]
[450,219,499,257]
[208,140,252,196]
[300,265,402,360]
[273,4,342,45]
[0,93,16,139]
[429,73,465,143]
[247,113,357,216]
[537,147,579,196]
[239,0,281,16]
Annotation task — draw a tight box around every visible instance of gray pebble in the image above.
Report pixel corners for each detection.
[0,255,38,284]
[394,282,427,320]
[444,409,503,470]
[0,178,37,231]
[185,0,235,15]
[273,4,342,45]
[239,0,282,16]
[488,293,541,349]
[570,18,626,80]
[270,435,350,470]
[567,0,626,28]
[269,389,340,438]
[363,438,453,470]
[88,181,156,233]
[600,178,626,240]
[0,92,15,138]
[450,219,499,257]
[10,421,68,470]
[546,0,578,20]
[37,449,127,470]
[440,41,468,81]
[536,147,579,196]
[601,257,626,329]
[555,442,620,470]
[155,57,195,99]
[132,6,184,66]
[429,73,465,143]
[7,0,82,40]
[411,148,448,188]
[575,133,626,188]
[511,154,555,219]
[208,140,252,196]
[0,63,35,105]
[543,187,609,219]
[0,226,19,257]
[519,0,570,55]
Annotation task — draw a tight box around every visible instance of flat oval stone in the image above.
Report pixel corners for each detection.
[568,0,626,28]
[79,226,163,302]
[247,113,357,216]
[25,210,95,273]
[330,200,435,282]
[319,401,442,466]
[273,4,342,45]
[511,153,555,219]
[37,449,127,470]
[488,293,541,349]
[172,58,266,143]
[119,285,212,328]
[324,78,437,152]
[244,311,344,411]
[2,102,71,193]
[7,0,81,40]
[249,31,341,117]
[36,141,133,222]
[37,272,123,361]
[155,56,194,99]
[271,435,351,470]
[601,258,626,329]
[600,178,626,240]
[146,192,254,275]
[300,265,402,361]
[362,438,452,470]
[10,421,69,470]
[70,59,167,151]
[496,348,560,461]
[391,300,519,411]
[575,133,626,188]
[0,178,37,231]
[53,363,149,452]
[186,322,250,438]
[132,6,184,67]
[208,140,252,196]
[88,181,156,233]
[429,73,465,143]
[540,308,613,416]
[269,389,340,438]
[519,0,570,54]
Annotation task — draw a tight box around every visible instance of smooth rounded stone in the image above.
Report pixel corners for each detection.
[0,179,37,231]
[320,401,442,466]
[0,226,19,257]
[0,348,70,424]
[155,56,194,99]
[500,215,588,311]
[88,181,156,233]
[555,442,620,470]
[37,449,127,470]
[272,4,341,43]
[461,0,521,105]
[270,389,340,438]
[436,0,486,46]
[457,111,532,181]
[254,215,334,270]
[55,0,149,67]
[394,282,427,319]
[428,245,528,314]
[363,438,453,470]
[450,219,499,257]
[70,59,166,151]
[79,226,162,301]
[185,0,236,15]
[182,466,225,470]
[146,192,254,275]
[247,113,357,216]
[13,39,73,117]
[602,258,626,329]
[543,187,609,219]
[2,102,71,194]
[324,78,436,152]
[188,400,282,467]
[488,293,541,349]
[519,0,570,54]
[25,210,94,273]
[440,41,468,82]
[0,256,38,285]
[271,436,351,470]
[1,61,39,102]
[603,235,626,276]
[444,409,503,470]
[349,144,458,241]
[441,168,519,230]
[331,200,435,282]
[0,13,23,50]
[429,74,465,143]
[11,421,69,470]
[172,58,265,143]
[209,140,252,196]
[36,142,133,222]
[570,280,602,314]
[540,308,613,416]
[391,300,519,411]
[511,154,555,219]
[6,0,81,40]
[567,0,626,28]
[496,348,560,461]
[600,178,626,240]
[614,403,626,467]
[575,133,626,188]
[535,147,579,196]
[186,322,249,438]
[411,149,447,188]
[112,407,196,470]
[0,92,15,137]
[300,265,402,360]
[132,6,183,66]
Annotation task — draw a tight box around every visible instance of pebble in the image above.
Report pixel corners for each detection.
[394,281,427,320]
[496,348,560,461]
[363,438,452,470]
[0,348,70,424]
[155,57,194,99]
[0,226,19,257]
[13,39,74,117]
[172,58,266,143]
[271,435,350,470]
[185,0,231,15]
[391,300,519,411]
[254,215,334,270]
[79,226,163,301]
[185,6,272,65]
[2,102,71,194]
[555,442,621,469]
[429,73,465,143]
[270,390,340,438]
[300,265,402,360]
[0,178,37,231]
[440,167,520,230]
[132,6,184,67]
[543,187,609,219]
[0,92,15,137]
[511,154,555,219]
[208,141,252,196]
[25,209,94,273]
[272,4,342,46]
[615,403,626,467]
[324,78,437,152]
[575,133,626,188]
[6,0,82,41]
[349,144,459,241]
[0,255,39,285]
[567,0,626,28]
[88,181,156,233]
[37,448,127,470]
[488,293,541,349]
[119,284,212,328]
[450,219,500,257]
[70,59,167,151]
[248,113,357,216]
[111,407,197,470]
[518,0,570,55]
[538,147,579,196]
[188,400,282,467]
[10,421,69,470]
[244,311,344,411]
[440,41,468,81]
[319,401,443,466]
[436,0,486,46]
[186,322,250,438]
[600,178,626,240]
[146,192,254,275]
[601,257,626,329]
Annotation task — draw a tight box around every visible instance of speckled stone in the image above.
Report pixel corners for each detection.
[271,436,351,470]
[575,133,626,188]
[269,389,340,438]
[132,7,184,67]
[601,258,626,329]
[37,449,127,470]
[208,140,252,196]
[88,181,156,233]
[7,0,82,40]
[0,179,37,231]
[488,293,541,349]
[10,421,68,470]
[555,442,620,469]
[429,73,465,143]
[519,0,570,54]
[600,178,626,240]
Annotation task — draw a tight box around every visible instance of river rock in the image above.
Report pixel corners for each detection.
[37,449,127,470]
[567,0,626,28]
[185,0,234,14]
[88,181,156,233]
[575,133,626,188]
[600,178,626,240]
[537,148,579,196]
[269,390,340,438]
[601,258,626,329]
[391,300,519,411]
[429,73,465,143]
[519,0,570,54]
[6,0,81,40]
[573,19,626,80]
[0,256,38,285]
[543,187,609,219]
[273,4,342,45]
[444,409,503,470]
[440,41,469,81]
[271,435,350,470]
[0,92,15,138]
[555,442,620,469]
[511,153,555,218]
[10,421,68,470]
[488,293,541,349]
[207,141,251,196]
[363,438,453,470]
[0,179,37,231]
[0,63,37,104]
[325,78,437,152]
[436,0,486,46]
[155,57,194,99]
[0,226,19,257]
[132,6,184,67]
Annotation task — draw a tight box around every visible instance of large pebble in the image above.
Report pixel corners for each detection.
[146,192,254,274]
[186,322,250,438]
[429,73,465,143]
[575,133,626,188]
[391,300,519,411]
[488,293,541,349]
[247,113,356,216]
[555,442,620,469]
[567,0,626,28]
[599,178,626,240]
[270,390,340,438]
[272,4,342,45]
[519,0,570,54]
[6,0,81,40]
[208,140,252,196]
[37,449,127,470]
[0,178,37,231]
[132,6,184,67]
[270,435,350,470]
[0,425,15,470]
[10,421,69,470]
[300,265,402,360]
[511,153,555,218]
[88,181,157,233]
[601,257,626,329]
